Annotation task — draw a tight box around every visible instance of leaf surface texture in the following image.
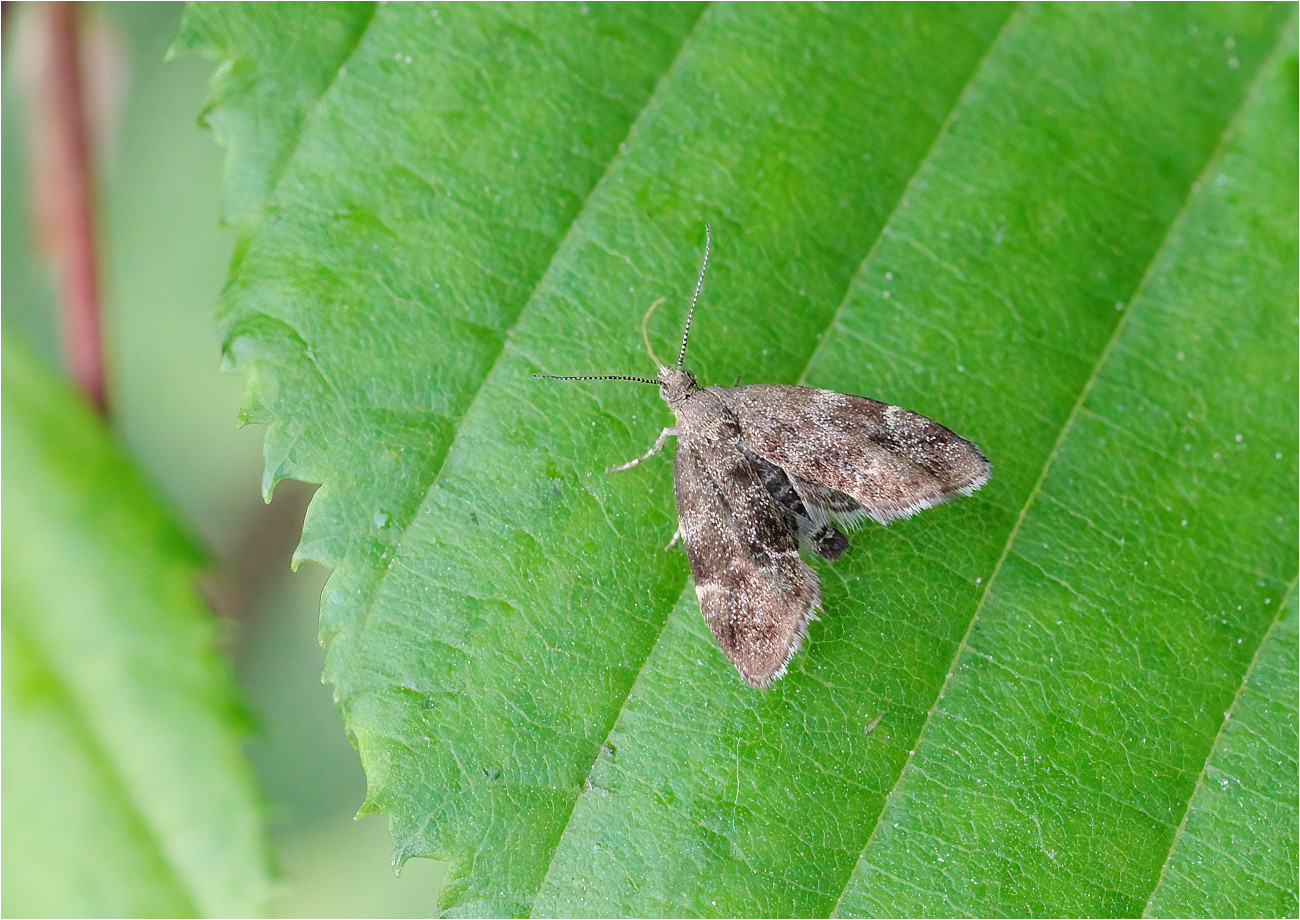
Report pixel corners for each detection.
[183,4,1298,915]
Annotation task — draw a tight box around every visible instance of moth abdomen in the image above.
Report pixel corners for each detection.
[742,445,852,562]
[809,524,849,561]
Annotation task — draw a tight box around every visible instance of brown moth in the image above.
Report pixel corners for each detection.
[537,227,990,688]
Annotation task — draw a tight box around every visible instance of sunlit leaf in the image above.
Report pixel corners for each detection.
[184,3,1298,915]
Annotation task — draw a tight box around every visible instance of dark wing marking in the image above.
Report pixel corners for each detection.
[793,478,873,534]
[741,446,849,560]
[719,384,991,525]
[674,439,820,687]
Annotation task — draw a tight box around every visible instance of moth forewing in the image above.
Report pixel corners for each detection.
[673,438,818,688]
[720,384,991,526]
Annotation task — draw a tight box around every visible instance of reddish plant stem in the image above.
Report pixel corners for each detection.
[44,2,107,416]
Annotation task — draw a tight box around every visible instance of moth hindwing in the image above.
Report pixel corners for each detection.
[536,227,990,688]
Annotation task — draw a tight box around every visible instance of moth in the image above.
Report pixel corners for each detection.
[537,227,990,688]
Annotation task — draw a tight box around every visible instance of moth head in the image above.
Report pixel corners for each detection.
[656,364,698,406]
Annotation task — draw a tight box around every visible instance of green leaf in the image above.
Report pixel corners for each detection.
[1,341,273,917]
[170,1,376,228]
[186,3,1298,915]
[832,19,1299,916]
[1145,587,1299,917]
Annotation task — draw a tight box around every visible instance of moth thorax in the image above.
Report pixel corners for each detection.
[657,365,699,406]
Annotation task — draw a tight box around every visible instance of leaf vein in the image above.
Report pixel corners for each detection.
[1142,576,1299,916]
[833,10,1298,916]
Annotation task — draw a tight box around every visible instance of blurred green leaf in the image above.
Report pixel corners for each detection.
[185,3,1298,916]
[1,341,272,917]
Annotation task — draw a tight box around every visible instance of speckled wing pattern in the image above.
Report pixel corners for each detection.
[720,384,991,526]
[674,437,820,688]
[741,446,851,561]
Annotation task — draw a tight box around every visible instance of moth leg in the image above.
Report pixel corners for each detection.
[665,528,681,551]
[607,427,677,473]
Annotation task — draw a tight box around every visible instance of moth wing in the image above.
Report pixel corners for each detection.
[792,478,872,534]
[674,439,820,687]
[720,384,990,525]
[741,446,849,560]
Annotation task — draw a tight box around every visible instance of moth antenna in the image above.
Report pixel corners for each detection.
[677,223,710,367]
[533,373,663,387]
[641,298,667,368]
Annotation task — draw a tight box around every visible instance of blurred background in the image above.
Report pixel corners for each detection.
[3,3,444,914]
